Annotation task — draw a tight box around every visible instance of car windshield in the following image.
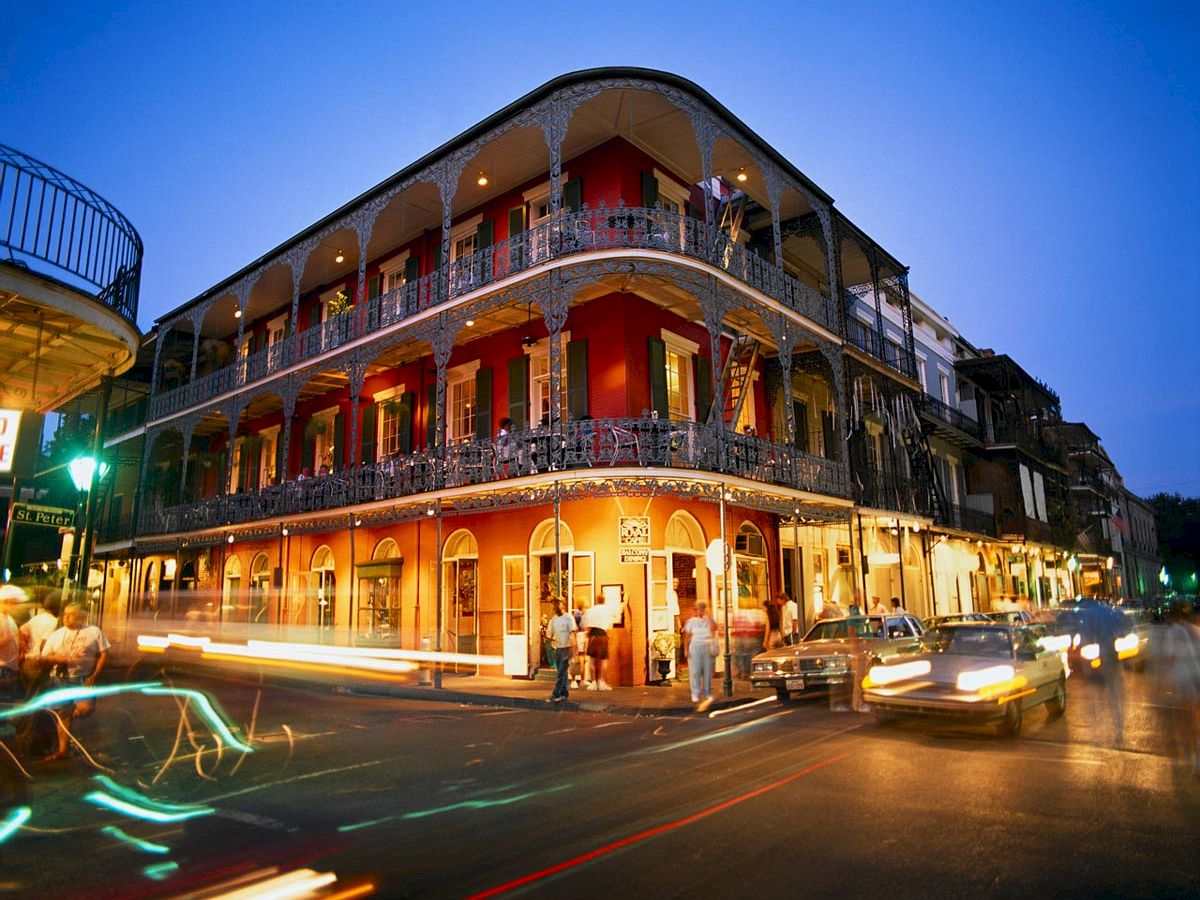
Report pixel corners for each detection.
[922,626,1014,658]
[803,617,885,640]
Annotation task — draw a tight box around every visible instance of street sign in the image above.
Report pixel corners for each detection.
[705,538,729,576]
[619,548,649,564]
[11,503,75,529]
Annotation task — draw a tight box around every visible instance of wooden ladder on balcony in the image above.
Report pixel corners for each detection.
[712,332,759,428]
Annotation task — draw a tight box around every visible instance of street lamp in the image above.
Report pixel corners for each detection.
[67,455,108,594]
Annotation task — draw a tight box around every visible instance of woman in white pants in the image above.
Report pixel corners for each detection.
[683,600,718,710]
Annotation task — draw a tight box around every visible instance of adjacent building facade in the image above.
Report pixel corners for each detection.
[84,68,1158,683]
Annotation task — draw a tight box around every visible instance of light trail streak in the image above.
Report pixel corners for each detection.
[641,709,792,755]
[100,824,171,855]
[0,806,31,845]
[707,695,777,718]
[93,774,214,816]
[142,861,180,881]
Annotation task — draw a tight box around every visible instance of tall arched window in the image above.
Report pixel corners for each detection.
[734,522,768,611]
[249,552,272,624]
[223,555,243,622]
[443,530,479,654]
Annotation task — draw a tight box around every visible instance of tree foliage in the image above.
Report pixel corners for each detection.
[1148,493,1200,586]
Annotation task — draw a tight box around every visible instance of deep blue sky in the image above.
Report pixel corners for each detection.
[4,1,1197,497]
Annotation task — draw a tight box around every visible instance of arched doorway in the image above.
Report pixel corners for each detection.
[442,530,478,655]
[355,538,403,643]
[528,519,591,669]
[305,545,336,631]
[223,555,243,622]
[249,552,272,624]
[647,510,706,681]
[140,559,160,617]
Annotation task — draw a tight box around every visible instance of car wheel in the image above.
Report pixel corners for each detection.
[775,686,790,702]
[1046,678,1067,719]
[998,699,1023,738]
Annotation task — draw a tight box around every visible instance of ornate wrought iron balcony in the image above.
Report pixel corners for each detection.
[843,312,918,381]
[935,502,997,537]
[988,419,1066,466]
[148,205,837,420]
[916,394,984,443]
[135,417,848,536]
[0,143,141,322]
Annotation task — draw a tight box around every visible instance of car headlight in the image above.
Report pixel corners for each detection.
[751,661,774,673]
[956,665,1016,693]
[1080,642,1100,661]
[864,660,930,687]
[1114,633,1139,659]
[1037,634,1071,653]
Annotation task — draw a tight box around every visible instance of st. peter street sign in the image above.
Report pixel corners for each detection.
[11,503,75,529]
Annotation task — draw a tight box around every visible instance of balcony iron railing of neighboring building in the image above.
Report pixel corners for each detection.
[989,419,1065,466]
[852,466,927,517]
[0,143,141,323]
[843,311,919,382]
[936,502,997,537]
[149,205,841,420]
[916,394,985,442]
[133,417,849,538]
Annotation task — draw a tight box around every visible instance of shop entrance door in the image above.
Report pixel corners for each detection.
[646,552,671,681]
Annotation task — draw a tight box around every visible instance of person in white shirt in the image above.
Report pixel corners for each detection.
[19,592,61,694]
[0,590,20,700]
[682,600,718,709]
[867,596,889,616]
[778,592,800,645]
[39,604,110,761]
[582,598,615,691]
[547,600,577,702]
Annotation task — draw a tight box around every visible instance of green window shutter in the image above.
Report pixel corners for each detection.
[693,353,713,423]
[686,200,704,220]
[507,356,529,431]
[283,313,291,338]
[397,391,414,454]
[361,403,377,464]
[368,274,382,301]
[563,177,582,213]
[237,445,250,490]
[474,367,493,441]
[476,219,494,249]
[426,383,438,447]
[248,443,262,490]
[821,411,835,460]
[508,206,526,269]
[301,430,315,473]
[648,337,668,418]
[404,256,420,284]
[309,300,321,330]
[641,171,659,209]
[567,339,588,421]
[432,243,442,270]
[333,412,345,470]
[794,400,809,452]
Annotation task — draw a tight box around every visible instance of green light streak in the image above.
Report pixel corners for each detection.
[101,824,170,855]
[0,682,161,719]
[0,806,31,845]
[338,815,397,833]
[402,784,569,820]
[85,791,211,823]
[92,775,214,816]
[142,861,180,881]
[139,685,253,754]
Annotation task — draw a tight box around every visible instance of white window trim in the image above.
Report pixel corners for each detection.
[522,331,571,357]
[379,252,410,280]
[446,360,480,444]
[266,312,288,335]
[522,172,569,205]
[660,328,699,356]
[450,215,484,261]
[653,169,690,208]
[661,329,698,422]
[371,384,407,404]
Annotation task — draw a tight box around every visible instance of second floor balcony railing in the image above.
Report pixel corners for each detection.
[917,394,984,442]
[134,417,849,537]
[936,502,997,537]
[149,205,838,420]
[843,311,918,381]
[989,419,1065,466]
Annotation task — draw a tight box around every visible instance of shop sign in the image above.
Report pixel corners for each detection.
[11,503,75,529]
[618,516,650,547]
[619,548,649,564]
[0,410,19,474]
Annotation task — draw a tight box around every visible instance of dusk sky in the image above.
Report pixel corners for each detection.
[4,1,1196,497]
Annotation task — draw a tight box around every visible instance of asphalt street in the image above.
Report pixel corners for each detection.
[1,665,1196,899]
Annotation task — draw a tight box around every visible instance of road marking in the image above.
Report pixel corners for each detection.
[592,722,628,729]
[478,710,523,716]
[546,727,576,735]
[205,758,390,803]
[466,753,846,899]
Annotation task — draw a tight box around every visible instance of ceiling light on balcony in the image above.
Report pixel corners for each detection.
[736,167,748,183]
[465,319,475,327]
[282,527,289,536]
[335,249,345,264]
[226,533,234,544]
[476,171,489,187]
[234,308,242,319]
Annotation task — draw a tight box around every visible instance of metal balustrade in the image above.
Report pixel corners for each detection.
[0,143,141,322]
[135,417,848,536]
[843,310,918,381]
[149,206,838,420]
[936,502,997,536]
[916,394,984,441]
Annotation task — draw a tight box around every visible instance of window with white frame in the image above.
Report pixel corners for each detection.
[916,353,928,394]
[651,170,689,250]
[524,174,567,264]
[373,385,406,457]
[446,361,479,445]
[450,215,482,263]
[312,407,337,471]
[379,254,409,295]
[939,371,950,406]
[525,333,568,428]
[662,329,698,422]
[259,426,280,486]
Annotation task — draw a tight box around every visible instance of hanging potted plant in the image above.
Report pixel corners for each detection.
[303,418,327,441]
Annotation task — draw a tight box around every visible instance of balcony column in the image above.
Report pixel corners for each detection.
[346,357,368,468]
[150,327,165,398]
[233,284,249,378]
[178,415,197,500]
[776,317,796,447]
[868,247,885,344]
[280,377,298,482]
[431,156,466,301]
[764,168,784,286]
[702,279,729,429]
[426,313,457,488]
[540,273,569,434]
[823,211,846,333]
[188,321,202,385]
[223,398,247,495]
[688,110,718,225]
[354,211,374,305]
[819,342,848,467]
[287,248,305,362]
[897,271,916,371]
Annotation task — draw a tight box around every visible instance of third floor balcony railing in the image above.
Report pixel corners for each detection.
[843,310,918,381]
[149,205,838,420]
[989,419,1065,466]
[135,417,849,536]
[916,394,984,442]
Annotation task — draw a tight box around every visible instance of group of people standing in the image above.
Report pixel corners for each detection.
[546,596,617,702]
[0,586,110,762]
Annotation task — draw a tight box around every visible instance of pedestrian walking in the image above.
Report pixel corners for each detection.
[779,592,800,645]
[39,604,110,762]
[582,597,614,691]
[0,588,21,702]
[763,598,783,650]
[19,591,60,696]
[683,600,718,711]
[547,600,576,703]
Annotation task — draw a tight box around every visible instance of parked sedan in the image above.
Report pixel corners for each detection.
[862,623,1067,737]
[750,615,925,700]
[926,612,992,628]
